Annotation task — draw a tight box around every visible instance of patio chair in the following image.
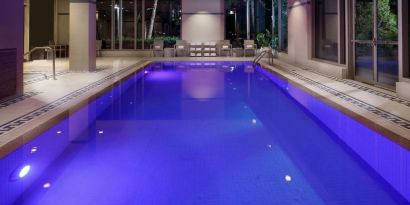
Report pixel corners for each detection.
[174,40,189,57]
[190,42,203,57]
[203,42,217,57]
[150,39,164,57]
[219,40,232,56]
[244,40,257,57]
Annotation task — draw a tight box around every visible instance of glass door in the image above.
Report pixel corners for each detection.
[353,0,398,88]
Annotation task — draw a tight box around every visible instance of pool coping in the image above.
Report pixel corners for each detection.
[259,61,410,150]
[0,60,152,159]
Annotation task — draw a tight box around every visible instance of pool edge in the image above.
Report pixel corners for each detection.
[0,60,153,159]
[259,61,410,151]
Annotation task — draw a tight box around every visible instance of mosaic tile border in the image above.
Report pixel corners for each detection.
[306,69,410,107]
[278,68,410,130]
[24,71,70,85]
[0,92,42,110]
[0,61,148,136]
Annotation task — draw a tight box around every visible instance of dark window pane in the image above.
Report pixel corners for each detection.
[377,44,398,85]
[279,0,287,51]
[314,0,339,62]
[145,0,181,49]
[377,0,398,41]
[122,0,135,49]
[408,1,410,77]
[355,0,373,41]
[97,0,112,49]
[355,43,374,82]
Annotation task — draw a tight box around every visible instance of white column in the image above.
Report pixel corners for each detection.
[181,0,225,42]
[69,0,96,72]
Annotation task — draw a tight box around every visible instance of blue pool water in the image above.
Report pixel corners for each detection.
[1,62,409,204]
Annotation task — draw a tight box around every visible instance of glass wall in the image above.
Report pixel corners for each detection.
[376,0,398,85]
[225,0,248,46]
[313,0,340,62]
[96,0,112,49]
[271,0,288,51]
[402,1,410,78]
[122,0,135,49]
[225,0,287,50]
[96,0,181,50]
[144,0,181,49]
[407,0,410,78]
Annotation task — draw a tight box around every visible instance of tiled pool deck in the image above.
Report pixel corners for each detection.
[0,56,410,160]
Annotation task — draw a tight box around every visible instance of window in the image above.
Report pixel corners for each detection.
[225,0,287,50]
[408,1,410,77]
[122,0,136,49]
[313,0,345,63]
[225,0,264,44]
[407,0,410,78]
[278,0,288,51]
[97,0,113,49]
[144,0,181,49]
[96,0,180,50]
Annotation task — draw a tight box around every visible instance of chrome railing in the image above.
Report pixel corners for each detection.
[24,47,56,80]
[253,48,274,65]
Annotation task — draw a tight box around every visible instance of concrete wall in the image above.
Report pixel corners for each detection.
[0,0,24,99]
[181,0,225,43]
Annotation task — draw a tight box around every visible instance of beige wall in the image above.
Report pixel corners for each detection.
[280,0,347,78]
[181,0,225,43]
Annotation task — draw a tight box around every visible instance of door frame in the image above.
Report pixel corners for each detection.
[352,0,398,90]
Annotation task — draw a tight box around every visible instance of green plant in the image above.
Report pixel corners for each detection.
[256,31,270,48]
[271,35,279,50]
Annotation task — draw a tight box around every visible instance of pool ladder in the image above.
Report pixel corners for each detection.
[253,48,274,65]
[24,46,57,80]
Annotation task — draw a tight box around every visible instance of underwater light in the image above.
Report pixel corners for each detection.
[11,164,32,181]
[43,183,51,189]
[30,147,38,154]
[285,175,292,182]
[19,165,31,178]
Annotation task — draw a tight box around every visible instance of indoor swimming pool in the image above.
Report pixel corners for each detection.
[1,61,409,205]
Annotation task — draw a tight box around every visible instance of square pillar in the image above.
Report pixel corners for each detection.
[69,0,96,72]
[181,0,225,43]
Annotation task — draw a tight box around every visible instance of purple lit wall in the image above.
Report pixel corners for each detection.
[0,0,24,99]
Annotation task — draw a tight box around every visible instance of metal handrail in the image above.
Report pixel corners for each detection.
[253,48,274,65]
[24,46,56,80]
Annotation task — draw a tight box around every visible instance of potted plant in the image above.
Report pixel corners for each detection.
[256,30,271,53]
